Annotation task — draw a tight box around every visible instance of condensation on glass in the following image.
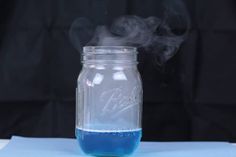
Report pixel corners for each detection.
[76,46,143,156]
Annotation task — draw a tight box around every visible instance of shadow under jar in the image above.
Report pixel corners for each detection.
[76,46,143,156]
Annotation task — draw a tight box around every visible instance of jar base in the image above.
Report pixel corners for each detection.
[76,128,142,156]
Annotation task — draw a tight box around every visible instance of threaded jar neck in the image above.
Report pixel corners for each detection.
[82,46,138,65]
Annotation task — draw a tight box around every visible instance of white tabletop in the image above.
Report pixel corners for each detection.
[0,140,9,149]
[0,139,235,150]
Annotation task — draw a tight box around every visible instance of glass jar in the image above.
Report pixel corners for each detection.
[76,46,143,156]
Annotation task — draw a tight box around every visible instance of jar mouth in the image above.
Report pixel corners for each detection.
[83,46,137,55]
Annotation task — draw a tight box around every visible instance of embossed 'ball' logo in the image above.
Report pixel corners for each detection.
[99,86,141,118]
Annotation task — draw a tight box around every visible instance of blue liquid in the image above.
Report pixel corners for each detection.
[76,128,142,156]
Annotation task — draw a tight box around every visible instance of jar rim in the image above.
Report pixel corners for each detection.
[83,46,137,54]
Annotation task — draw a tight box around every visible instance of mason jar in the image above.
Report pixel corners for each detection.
[76,46,143,156]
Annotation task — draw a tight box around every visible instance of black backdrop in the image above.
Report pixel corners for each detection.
[0,0,236,142]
